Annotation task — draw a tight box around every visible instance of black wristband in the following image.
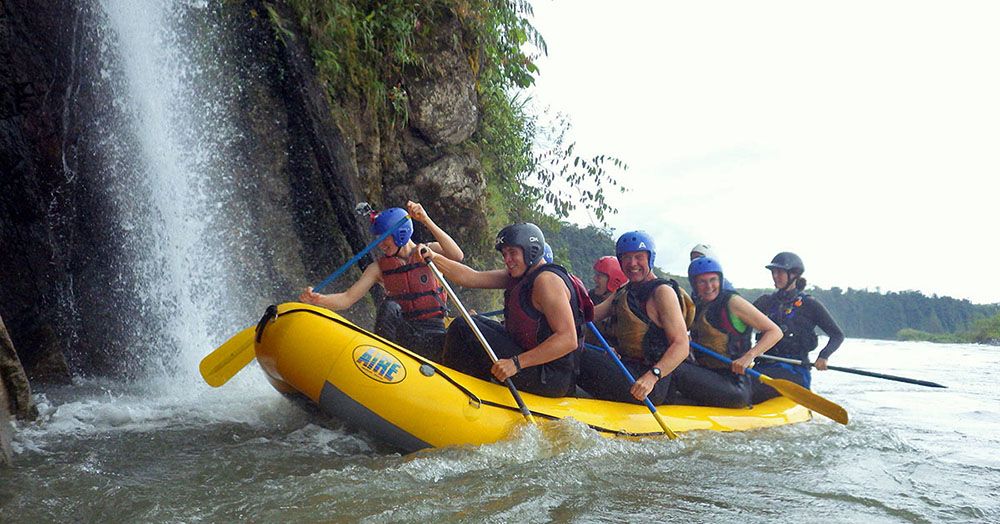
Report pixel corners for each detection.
[512,354,522,372]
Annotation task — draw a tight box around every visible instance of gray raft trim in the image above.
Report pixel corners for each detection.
[319,381,432,453]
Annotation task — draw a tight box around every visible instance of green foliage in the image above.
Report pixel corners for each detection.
[477,92,628,229]
[283,0,434,122]
[543,222,615,275]
[896,328,967,343]
[897,312,1000,344]
[277,1,627,233]
[459,2,627,230]
[963,313,1000,344]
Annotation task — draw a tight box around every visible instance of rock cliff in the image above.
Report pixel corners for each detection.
[0,0,491,380]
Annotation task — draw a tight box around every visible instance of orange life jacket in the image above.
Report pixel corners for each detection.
[377,250,447,321]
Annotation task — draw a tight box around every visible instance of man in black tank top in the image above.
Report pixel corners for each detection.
[424,223,587,398]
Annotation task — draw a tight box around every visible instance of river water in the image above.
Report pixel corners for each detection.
[2,339,997,522]
[7,1,997,521]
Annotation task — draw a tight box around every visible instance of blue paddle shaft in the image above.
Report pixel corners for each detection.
[311,215,409,293]
[689,341,761,379]
[586,322,658,412]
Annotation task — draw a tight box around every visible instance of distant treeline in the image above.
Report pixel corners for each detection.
[546,222,1000,342]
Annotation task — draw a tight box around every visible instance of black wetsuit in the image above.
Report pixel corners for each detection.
[751,290,844,402]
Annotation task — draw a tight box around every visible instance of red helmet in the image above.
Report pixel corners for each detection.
[593,256,628,293]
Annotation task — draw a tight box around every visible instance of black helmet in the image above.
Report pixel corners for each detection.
[495,223,546,267]
[766,252,805,275]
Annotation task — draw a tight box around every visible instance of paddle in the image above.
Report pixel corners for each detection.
[689,341,849,425]
[757,354,946,388]
[198,214,411,387]
[585,323,678,439]
[422,257,536,424]
[199,326,256,387]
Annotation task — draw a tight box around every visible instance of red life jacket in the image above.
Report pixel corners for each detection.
[503,264,594,351]
[377,249,447,321]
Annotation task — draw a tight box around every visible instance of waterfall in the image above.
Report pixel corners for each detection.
[84,0,258,381]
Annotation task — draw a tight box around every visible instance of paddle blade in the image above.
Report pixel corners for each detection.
[652,410,679,439]
[199,326,256,387]
[759,375,849,425]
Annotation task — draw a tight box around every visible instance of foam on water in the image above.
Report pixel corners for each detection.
[6,0,1000,521]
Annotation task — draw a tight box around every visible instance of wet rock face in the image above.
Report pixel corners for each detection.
[0,314,37,421]
[406,16,479,147]
[0,387,11,467]
[387,153,487,244]
[376,11,488,258]
[0,0,78,382]
[0,0,491,378]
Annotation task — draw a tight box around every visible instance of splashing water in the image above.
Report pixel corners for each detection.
[5,1,999,522]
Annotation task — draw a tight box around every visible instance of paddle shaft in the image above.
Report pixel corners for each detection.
[584,324,677,439]
[423,259,535,423]
[311,215,410,293]
[688,340,849,424]
[757,354,946,388]
[200,215,409,387]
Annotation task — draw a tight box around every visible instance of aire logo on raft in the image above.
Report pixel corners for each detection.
[353,346,406,384]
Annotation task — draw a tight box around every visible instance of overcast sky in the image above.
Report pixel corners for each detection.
[525,0,1000,304]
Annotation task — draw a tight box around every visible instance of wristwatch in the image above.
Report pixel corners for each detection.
[651,367,662,381]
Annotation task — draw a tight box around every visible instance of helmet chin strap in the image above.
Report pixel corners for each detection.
[781,273,799,293]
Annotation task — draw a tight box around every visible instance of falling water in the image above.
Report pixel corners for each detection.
[4,3,1000,521]
[86,0,256,380]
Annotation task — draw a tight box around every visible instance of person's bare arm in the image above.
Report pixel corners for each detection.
[408,200,464,261]
[419,245,508,289]
[591,295,613,322]
[299,262,381,310]
[492,272,577,381]
[729,295,782,374]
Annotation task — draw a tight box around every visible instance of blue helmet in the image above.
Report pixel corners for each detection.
[688,256,724,282]
[616,230,656,267]
[370,207,413,247]
[543,243,554,264]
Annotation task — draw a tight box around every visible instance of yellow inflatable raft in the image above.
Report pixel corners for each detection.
[254,303,811,451]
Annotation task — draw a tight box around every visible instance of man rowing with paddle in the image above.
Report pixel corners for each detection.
[421,223,593,398]
[578,231,693,404]
[298,201,463,359]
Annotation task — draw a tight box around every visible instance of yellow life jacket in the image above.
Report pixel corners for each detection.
[606,278,696,361]
[690,290,751,369]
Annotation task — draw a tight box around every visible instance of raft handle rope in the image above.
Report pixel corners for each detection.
[255,304,279,343]
[276,306,673,436]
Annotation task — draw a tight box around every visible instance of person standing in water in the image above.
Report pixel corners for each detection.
[673,257,783,408]
[298,201,464,360]
[751,252,844,402]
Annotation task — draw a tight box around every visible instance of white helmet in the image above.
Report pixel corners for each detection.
[689,243,717,260]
